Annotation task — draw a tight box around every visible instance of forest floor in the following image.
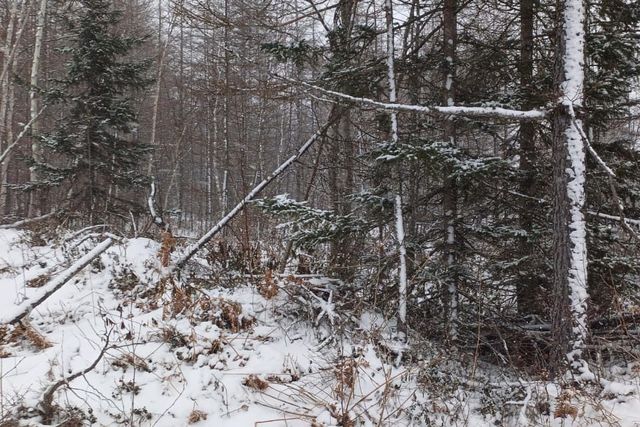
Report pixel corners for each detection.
[0,227,639,426]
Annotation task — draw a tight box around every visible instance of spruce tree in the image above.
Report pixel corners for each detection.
[34,0,151,223]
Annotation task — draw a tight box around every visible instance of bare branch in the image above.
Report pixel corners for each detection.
[0,106,47,164]
[281,77,549,121]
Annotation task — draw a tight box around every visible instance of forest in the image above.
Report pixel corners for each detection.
[0,0,640,425]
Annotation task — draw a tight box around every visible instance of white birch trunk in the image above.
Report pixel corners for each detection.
[385,0,408,328]
[28,0,48,217]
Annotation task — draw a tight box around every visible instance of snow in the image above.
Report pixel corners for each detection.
[294,80,549,120]
[0,237,113,324]
[0,229,427,426]
[558,0,591,380]
[2,229,640,425]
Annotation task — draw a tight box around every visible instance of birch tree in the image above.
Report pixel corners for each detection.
[442,0,459,343]
[384,0,407,331]
[28,0,48,217]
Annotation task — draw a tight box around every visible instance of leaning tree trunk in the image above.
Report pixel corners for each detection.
[550,0,593,380]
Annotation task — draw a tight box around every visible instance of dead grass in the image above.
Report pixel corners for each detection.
[7,323,52,350]
[158,231,175,268]
[193,296,254,332]
[554,389,578,420]
[26,273,50,288]
[257,269,279,299]
[111,353,151,372]
[187,409,208,424]
[333,357,358,399]
[242,374,269,391]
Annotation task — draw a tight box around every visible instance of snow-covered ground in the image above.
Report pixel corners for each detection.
[1,227,640,426]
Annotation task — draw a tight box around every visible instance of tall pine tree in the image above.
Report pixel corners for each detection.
[34,0,151,223]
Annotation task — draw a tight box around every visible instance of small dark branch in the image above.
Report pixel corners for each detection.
[39,329,112,424]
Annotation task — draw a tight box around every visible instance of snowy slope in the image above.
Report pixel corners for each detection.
[1,228,639,426]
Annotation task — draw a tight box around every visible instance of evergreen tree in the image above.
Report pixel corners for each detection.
[34,0,151,223]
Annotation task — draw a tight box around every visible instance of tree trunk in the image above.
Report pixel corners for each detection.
[550,0,593,380]
[442,0,459,343]
[0,1,19,216]
[28,0,48,217]
[516,0,544,315]
[385,0,408,331]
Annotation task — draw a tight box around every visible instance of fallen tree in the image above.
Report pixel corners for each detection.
[2,238,114,325]
[174,120,333,270]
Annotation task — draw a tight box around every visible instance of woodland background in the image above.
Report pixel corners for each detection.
[1,0,640,380]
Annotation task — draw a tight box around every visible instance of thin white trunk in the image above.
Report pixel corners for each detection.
[385,0,407,327]
[147,12,176,176]
[0,107,46,165]
[28,0,47,217]
[395,195,408,324]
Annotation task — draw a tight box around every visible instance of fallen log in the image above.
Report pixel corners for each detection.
[2,238,114,325]
[0,212,58,229]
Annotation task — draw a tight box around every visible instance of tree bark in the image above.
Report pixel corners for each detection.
[516,0,544,315]
[442,0,459,343]
[385,0,408,330]
[550,0,593,380]
[28,0,48,217]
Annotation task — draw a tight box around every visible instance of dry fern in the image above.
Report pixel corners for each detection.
[9,322,52,350]
[27,273,50,288]
[554,389,578,420]
[242,374,269,391]
[158,231,175,267]
[188,409,208,424]
[257,269,279,299]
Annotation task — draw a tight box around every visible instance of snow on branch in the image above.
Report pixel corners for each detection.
[587,211,640,228]
[0,211,58,229]
[0,106,47,164]
[1,238,115,325]
[174,121,334,270]
[147,178,169,231]
[568,106,640,242]
[284,78,549,121]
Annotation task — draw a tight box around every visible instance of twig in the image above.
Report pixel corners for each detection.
[39,328,113,424]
